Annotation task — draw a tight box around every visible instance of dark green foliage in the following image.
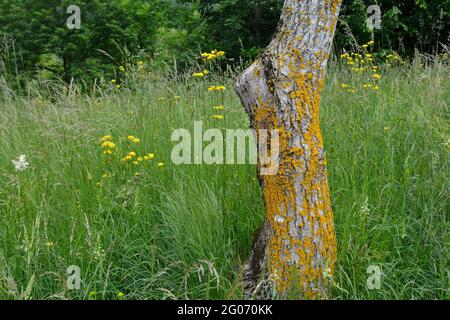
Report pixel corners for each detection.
[0,0,448,84]
[0,0,162,83]
[335,0,450,55]
[198,0,283,61]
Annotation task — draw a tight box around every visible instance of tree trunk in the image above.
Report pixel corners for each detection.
[236,0,342,299]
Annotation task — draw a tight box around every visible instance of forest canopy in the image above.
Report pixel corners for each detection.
[0,0,449,83]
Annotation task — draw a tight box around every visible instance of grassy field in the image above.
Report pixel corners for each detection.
[0,56,448,300]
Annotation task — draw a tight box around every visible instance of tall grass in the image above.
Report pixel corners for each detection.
[0,56,448,300]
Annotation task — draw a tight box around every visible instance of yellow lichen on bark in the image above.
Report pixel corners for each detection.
[237,0,342,299]
[253,74,336,298]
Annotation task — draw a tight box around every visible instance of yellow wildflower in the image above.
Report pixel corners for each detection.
[101,141,116,149]
[373,85,380,91]
[128,151,137,157]
[111,79,116,84]
[103,150,113,155]
[119,66,125,72]
[157,162,165,168]
[213,105,225,110]
[372,74,381,80]
[132,138,140,144]
[101,135,112,142]
[213,115,224,120]
[147,153,155,160]
[46,241,54,248]
[117,292,124,300]
[192,72,205,78]
[201,50,225,60]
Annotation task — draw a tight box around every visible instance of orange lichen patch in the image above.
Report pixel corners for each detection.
[254,87,336,297]
[236,0,342,299]
[249,41,337,294]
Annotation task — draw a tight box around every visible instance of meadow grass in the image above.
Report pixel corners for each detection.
[0,57,448,300]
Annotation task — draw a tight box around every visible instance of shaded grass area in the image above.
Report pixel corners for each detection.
[0,60,448,299]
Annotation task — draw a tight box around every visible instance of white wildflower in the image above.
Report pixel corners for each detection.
[359,197,370,217]
[12,155,29,172]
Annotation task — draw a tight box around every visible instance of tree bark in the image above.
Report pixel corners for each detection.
[236,0,342,299]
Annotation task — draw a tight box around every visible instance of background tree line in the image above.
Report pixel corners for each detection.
[0,0,448,85]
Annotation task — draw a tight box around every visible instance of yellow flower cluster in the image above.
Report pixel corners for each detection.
[122,151,155,165]
[212,105,225,120]
[192,70,209,78]
[340,83,356,94]
[136,60,145,71]
[372,74,381,80]
[339,40,382,93]
[192,50,227,120]
[386,54,397,60]
[127,135,140,144]
[362,83,380,91]
[98,134,165,169]
[201,50,225,61]
[101,135,116,155]
[361,40,375,49]
[110,79,121,89]
[207,85,226,92]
